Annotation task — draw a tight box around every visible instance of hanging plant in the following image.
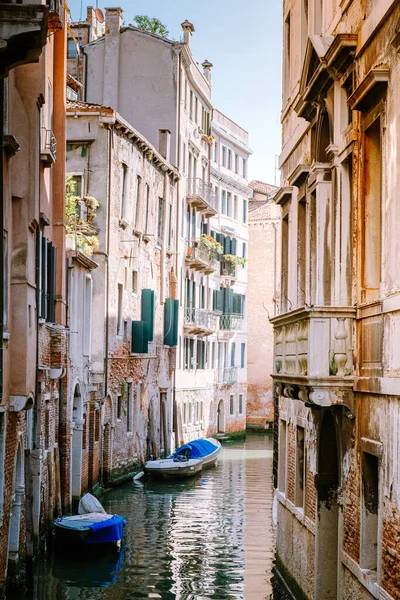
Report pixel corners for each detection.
[200,234,223,255]
[65,175,100,257]
[222,254,247,267]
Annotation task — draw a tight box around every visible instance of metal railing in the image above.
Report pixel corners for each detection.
[219,314,245,331]
[187,178,217,212]
[185,238,218,271]
[184,307,218,331]
[215,367,238,385]
[220,260,237,279]
[41,127,57,162]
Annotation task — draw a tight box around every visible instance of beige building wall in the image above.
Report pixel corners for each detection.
[247,183,280,428]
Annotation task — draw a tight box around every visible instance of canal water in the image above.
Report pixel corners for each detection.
[13,433,291,600]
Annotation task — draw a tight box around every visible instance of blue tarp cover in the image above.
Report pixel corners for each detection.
[87,515,126,544]
[172,439,216,460]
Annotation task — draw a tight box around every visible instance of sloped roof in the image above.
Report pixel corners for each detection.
[249,180,278,196]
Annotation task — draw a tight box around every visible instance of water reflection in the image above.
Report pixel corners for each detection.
[12,433,291,600]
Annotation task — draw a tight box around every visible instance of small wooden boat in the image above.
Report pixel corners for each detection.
[54,512,126,549]
[54,494,126,550]
[145,437,221,480]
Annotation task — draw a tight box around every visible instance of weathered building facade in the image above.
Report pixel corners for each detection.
[0,0,68,589]
[68,8,252,443]
[66,102,179,488]
[247,181,279,429]
[273,1,400,599]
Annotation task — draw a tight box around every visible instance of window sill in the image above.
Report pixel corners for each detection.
[119,218,129,230]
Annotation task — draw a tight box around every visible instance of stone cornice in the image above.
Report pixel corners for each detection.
[210,166,252,197]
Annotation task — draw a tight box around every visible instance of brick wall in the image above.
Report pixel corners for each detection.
[382,502,400,599]
[286,423,296,504]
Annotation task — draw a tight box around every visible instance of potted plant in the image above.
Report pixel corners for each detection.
[222,254,247,267]
[200,234,223,256]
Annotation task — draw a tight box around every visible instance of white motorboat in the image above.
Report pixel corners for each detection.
[144,438,221,480]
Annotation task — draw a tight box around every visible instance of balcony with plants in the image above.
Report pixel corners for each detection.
[65,175,100,257]
[185,234,222,274]
[186,178,217,217]
[271,306,356,408]
[213,288,245,335]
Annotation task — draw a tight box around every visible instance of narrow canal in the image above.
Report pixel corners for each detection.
[13,433,291,600]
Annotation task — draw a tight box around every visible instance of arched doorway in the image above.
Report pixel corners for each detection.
[217,400,225,433]
[315,410,339,599]
[102,395,113,485]
[71,384,84,505]
[8,440,24,562]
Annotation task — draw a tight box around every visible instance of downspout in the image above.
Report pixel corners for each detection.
[104,125,112,399]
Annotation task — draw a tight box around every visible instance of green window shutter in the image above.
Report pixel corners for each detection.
[210,229,216,240]
[224,236,231,255]
[233,293,240,314]
[216,289,224,312]
[224,288,233,314]
[131,321,148,353]
[141,289,154,341]
[213,289,218,310]
[164,298,179,346]
[231,237,237,256]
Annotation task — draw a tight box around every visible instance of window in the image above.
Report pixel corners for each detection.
[242,242,247,268]
[82,411,87,450]
[67,38,78,58]
[117,283,123,335]
[132,270,138,294]
[95,409,100,442]
[211,342,216,369]
[229,395,234,415]
[3,233,7,331]
[157,197,164,246]
[183,402,187,425]
[238,394,243,415]
[242,199,247,223]
[184,79,188,110]
[83,276,92,356]
[190,90,193,121]
[221,190,227,215]
[202,108,210,134]
[117,395,122,420]
[361,452,379,571]
[283,12,291,102]
[120,164,128,219]
[295,427,305,508]
[144,184,150,234]
[127,383,133,432]
[39,233,57,323]
[227,192,232,217]
[168,204,173,250]
[235,154,239,174]
[134,175,142,229]
[0,414,5,518]
[70,174,83,198]
[195,97,198,124]
[231,343,235,367]
[182,143,186,173]
[278,420,287,493]
[197,340,206,369]
[214,142,218,163]
[242,158,247,179]
[241,343,246,368]
[222,146,227,167]
[227,149,232,170]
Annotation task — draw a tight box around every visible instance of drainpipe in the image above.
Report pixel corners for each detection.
[104,125,112,400]
[0,78,4,405]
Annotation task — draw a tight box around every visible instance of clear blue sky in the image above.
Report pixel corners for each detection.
[67,1,283,185]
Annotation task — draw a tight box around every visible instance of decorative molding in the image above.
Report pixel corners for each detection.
[348,67,389,111]
[210,166,252,197]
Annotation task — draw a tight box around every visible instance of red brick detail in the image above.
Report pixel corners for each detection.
[382,502,400,599]
[343,440,361,563]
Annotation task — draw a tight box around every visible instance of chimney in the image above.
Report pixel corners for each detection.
[105,7,123,36]
[181,20,195,45]
[202,60,213,84]
[86,6,95,24]
[159,129,171,162]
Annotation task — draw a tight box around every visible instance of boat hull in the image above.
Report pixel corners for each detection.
[145,438,221,480]
[54,513,125,550]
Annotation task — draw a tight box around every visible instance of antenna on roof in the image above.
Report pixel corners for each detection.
[80,0,83,21]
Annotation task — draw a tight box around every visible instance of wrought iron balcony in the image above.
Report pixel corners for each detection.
[40,128,57,165]
[185,238,218,274]
[220,260,237,282]
[219,314,244,332]
[215,367,238,385]
[271,306,356,408]
[183,307,217,336]
[186,178,217,217]
[48,0,65,32]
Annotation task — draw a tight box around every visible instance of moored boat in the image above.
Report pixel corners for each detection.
[145,437,221,480]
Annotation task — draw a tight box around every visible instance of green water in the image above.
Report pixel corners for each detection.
[13,433,291,600]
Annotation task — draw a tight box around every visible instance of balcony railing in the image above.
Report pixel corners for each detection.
[184,307,217,335]
[271,306,356,380]
[40,128,57,165]
[187,178,217,217]
[185,238,218,274]
[219,314,244,331]
[220,260,237,280]
[216,367,238,385]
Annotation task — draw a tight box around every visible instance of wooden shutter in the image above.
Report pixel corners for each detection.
[231,237,237,256]
[48,244,57,322]
[223,236,231,255]
[41,237,48,319]
[131,321,147,353]
[216,289,224,313]
[141,289,154,341]
[164,298,179,346]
